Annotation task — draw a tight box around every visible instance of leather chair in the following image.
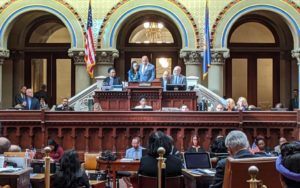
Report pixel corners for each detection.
[82,153,99,170]
[138,174,184,188]
[222,157,282,188]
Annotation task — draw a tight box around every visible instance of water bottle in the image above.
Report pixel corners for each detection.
[25,149,30,168]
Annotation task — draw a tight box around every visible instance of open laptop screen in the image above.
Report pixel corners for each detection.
[184,152,212,169]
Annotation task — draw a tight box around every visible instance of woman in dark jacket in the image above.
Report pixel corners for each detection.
[186,135,205,153]
[139,131,182,177]
[53,150,90,188]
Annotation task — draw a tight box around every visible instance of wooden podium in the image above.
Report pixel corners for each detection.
[94,80,197,111]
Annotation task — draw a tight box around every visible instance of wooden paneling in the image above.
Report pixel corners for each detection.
[0,110,299,160]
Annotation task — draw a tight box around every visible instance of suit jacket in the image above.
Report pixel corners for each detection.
[139,154,182,177]
[210,149,256,188]
[139,63,155,82]
[170,74,187,85]
[103,77,122,86]
[24,97,40,110]
[186,146,205,153]
[14,93,26,106]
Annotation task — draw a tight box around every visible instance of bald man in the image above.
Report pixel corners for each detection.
[170,66,187,87]
[0,137,11,154]
[24,89,40,110]
[139,56,155,82]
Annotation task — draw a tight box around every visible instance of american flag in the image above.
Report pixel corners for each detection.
[84,0,96,78]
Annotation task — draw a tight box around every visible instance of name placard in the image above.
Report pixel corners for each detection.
[139,82,152,87]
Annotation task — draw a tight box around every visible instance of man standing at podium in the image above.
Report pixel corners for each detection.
[170,66,187,86]
[139,56,155,82]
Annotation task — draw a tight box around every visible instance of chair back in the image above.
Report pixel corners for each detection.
[84,153,99,170]
[223,157,282,188]
[138,174,184,188]
[4,152,25,157]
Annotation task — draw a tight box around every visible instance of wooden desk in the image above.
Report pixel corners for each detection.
[182,169,214,188]
[89,180,106,188]
[0,168,32,188]
[30,173,55,188]
[97,160,140,188]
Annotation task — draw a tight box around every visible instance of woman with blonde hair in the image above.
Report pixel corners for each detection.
[226,98,236,112]
[236,97,248,111]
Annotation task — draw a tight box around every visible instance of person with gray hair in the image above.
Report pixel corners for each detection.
[0,137,11,154]
[210,130,256,188]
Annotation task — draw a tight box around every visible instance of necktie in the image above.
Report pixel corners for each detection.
[142,65,146,75]
[176,76,178,84]
[109,78,113,86]
[134,150,138,160]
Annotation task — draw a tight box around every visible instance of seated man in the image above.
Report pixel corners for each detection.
[134,97,152,109]
[103,67,122,86]
[180,104,189,112]
[122,137,145,188]
[14,85,27,108]
[170,66,187,86]
[210,130,256,188]
[215,104,224,112]
[55,98,74,111]
[0,137,11,154]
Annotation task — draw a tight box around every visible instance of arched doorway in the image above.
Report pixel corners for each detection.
[116,12,183,80]
[6,11,74,107]
[225,12,293,109]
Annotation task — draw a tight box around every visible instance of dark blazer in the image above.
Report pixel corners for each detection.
[186,146,205,153]
[103,77,122,86]
[24,97,40,110]
[210,149,255,188]
[14,93,26,106]
[53,169,90,188]
[139,154,182,177]
[34,90,48,103]
[55,105,74,111]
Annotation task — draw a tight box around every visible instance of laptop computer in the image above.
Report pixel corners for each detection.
[184,152,215,175]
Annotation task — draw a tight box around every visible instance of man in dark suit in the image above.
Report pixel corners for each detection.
[210,130,256,188]
[34,84,48,104]
[289,89,298,111]
[170,66,187,87]
[139,56,155,82]
[23,89,40,110]
[14,85,27,107]
[103,67,122,86]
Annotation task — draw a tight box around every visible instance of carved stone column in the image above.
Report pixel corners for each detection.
[95,49,119,77]
[292,49,300,108]
[208,48,230,97]
[180,49,202,84]
[68,49,91,94]
[0,49,9,108]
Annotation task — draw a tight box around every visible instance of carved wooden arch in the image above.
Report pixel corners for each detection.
[211,0,300,48]
[97,0,200,48]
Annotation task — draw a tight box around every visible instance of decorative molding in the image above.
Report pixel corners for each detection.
[210,0,300,45]
[292,48,300,63]
[0,0,86,36]
[180,49,202,65]
[96,49,119,65]
[0,48,9,60]
[97,0,199,48]
[211,48,230,65]
[68,48,85,65]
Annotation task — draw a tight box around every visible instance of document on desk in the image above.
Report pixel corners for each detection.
[0,167,22,173]
[190,169,216,176]
[120,158,134,162]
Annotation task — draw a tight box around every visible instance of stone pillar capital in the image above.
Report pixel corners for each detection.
[292,49,300,64]
[68,48,85,65]
[211,48,230,65]
[96,48,119,65]
[180,48,202,65]
[0,48,9,65]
